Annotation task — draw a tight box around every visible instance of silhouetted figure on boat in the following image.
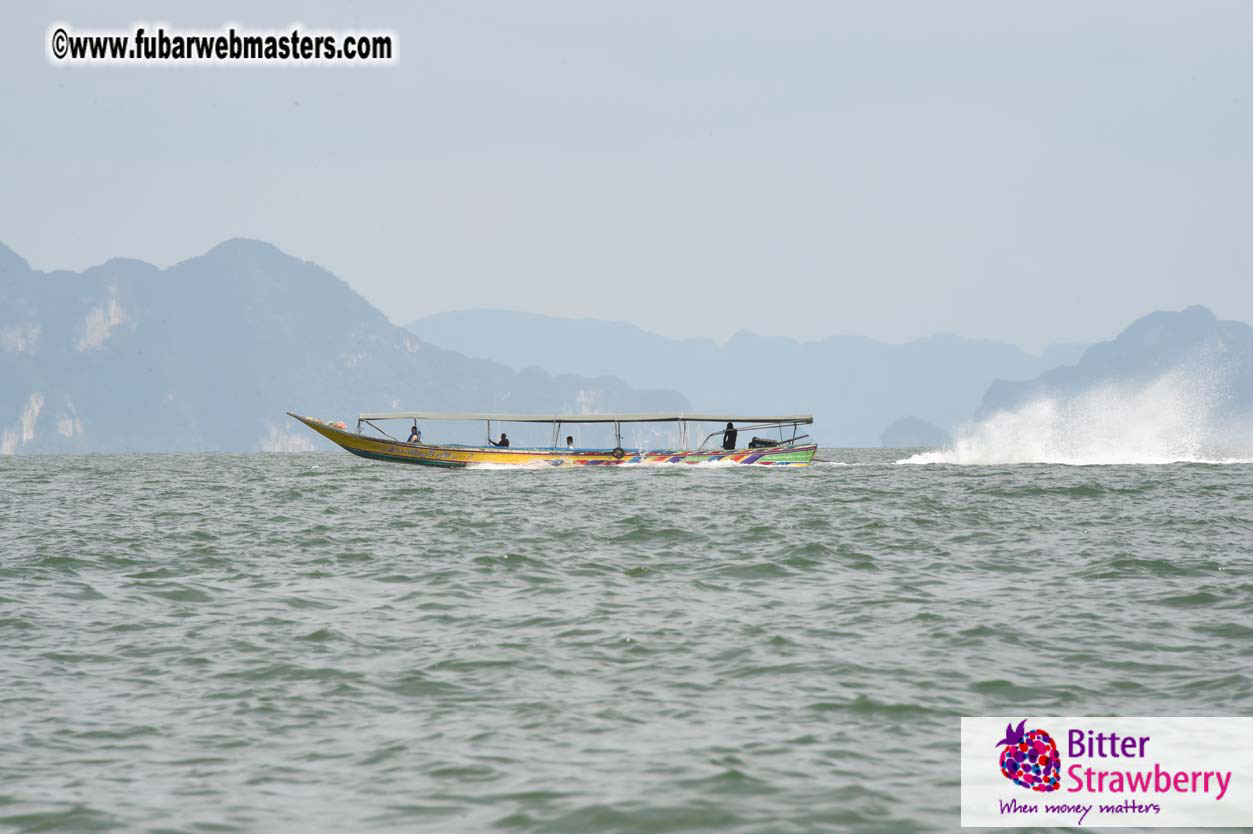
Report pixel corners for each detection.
[722,422,738,451]
[407,426,421,444]
[566,436,575,449]
[489,433,510,448]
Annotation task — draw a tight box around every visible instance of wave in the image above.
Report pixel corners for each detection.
[900,368,1253,466]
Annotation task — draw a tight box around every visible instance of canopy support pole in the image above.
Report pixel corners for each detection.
[361,419,398,441]
[614,421,621,448]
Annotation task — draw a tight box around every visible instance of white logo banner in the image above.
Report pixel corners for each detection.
[961,717,1253,827]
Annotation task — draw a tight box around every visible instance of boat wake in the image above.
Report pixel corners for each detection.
[463,461,559,471]
[899,368,1253,466]
[463,457,797,471]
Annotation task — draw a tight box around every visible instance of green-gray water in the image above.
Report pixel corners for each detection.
[3,452,1251,833]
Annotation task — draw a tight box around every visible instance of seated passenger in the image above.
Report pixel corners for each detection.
[722,422,738,451]
[489,432,510,448]
[566,435,575,449]
[407,426,421,444]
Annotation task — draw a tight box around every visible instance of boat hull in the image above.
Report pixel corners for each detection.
[288,414,816,468]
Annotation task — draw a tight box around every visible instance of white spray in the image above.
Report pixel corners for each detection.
[900,365,1253,465]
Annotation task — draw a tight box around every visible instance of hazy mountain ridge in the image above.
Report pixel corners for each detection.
[7,237,1240,456]
[408,309,1088,445]
[894,305,1253,465]
[0,240,687,454]
[978,306,1253,418]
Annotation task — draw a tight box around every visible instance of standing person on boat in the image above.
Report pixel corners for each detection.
[407,425,421,444]
[489,433,510,448]
[722,422,738,450]
[566,436,575,449]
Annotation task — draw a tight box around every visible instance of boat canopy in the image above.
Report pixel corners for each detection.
[357,412,813,425]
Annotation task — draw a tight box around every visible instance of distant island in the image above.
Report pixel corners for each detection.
[880,417,951,449]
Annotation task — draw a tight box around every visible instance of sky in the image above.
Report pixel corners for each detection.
[3,1,1253,349]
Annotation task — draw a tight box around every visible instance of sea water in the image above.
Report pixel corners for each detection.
[2,451,1251,832]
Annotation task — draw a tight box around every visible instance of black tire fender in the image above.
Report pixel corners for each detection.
[611,447,626,460]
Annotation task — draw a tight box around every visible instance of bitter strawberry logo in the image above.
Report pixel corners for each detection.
[996,719,1061,792]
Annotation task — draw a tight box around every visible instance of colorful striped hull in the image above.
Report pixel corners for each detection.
[288,414,816,468]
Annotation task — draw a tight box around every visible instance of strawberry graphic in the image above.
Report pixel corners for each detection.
[996,719,1061,792]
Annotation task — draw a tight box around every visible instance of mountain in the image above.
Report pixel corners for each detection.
[905,306,1253,464]
[0,240,687,454]
[978,306,1253,418]
[408,310,1086,446]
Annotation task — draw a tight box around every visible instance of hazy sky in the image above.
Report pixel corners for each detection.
[4,1,1252,348]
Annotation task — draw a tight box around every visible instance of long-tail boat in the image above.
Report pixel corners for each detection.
[287,411,816,468]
